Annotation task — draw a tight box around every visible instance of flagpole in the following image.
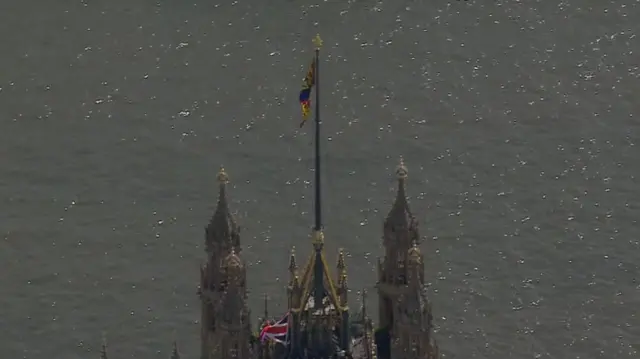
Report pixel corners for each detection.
[311,35,325,313]
[313,34,323,232]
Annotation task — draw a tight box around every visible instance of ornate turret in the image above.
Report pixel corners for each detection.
[378,157,419,330]
[287,247,298,309]
[200,166,248,359]
[350,290,376,359]
[376,158,439,359]
[289,247,298,279]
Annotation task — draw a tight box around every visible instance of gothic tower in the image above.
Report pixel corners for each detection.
[199,166,251,359]
[376,158,439,359]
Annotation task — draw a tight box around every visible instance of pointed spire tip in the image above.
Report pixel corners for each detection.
[217,165,229,184]
[313,34,323,49]
[171,340,181,359]
[396,156,408,179]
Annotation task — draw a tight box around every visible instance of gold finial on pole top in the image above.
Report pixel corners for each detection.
[313,34,323,50]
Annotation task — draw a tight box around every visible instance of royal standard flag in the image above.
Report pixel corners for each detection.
[298,58,316,127]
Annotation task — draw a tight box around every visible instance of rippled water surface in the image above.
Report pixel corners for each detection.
[1,0,639,358]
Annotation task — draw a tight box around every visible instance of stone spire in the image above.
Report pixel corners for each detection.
[386,157,412,227]
[262,293,269,322]
[376,158,439,358]
[171,341,181,359]
[201,166,244,359]
[99,335,108,359]
[378,157,425,349]
[383,156,419,249]
[362,289,373,359]
[206,166,240,253]
[288,247,298,277]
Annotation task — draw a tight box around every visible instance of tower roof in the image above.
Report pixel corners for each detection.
[293,230,344,315]
[206,165,240,251]
[384,157,419,243]
[386,157,412,223]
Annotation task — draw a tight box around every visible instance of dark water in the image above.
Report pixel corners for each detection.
[1,1,639,358]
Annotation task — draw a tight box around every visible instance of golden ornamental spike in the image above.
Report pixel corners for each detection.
[288,246,297,272]
[337,249,346,271]
[313,34,323,49]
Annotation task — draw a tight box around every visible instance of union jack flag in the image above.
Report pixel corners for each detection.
[259,313,289,344]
